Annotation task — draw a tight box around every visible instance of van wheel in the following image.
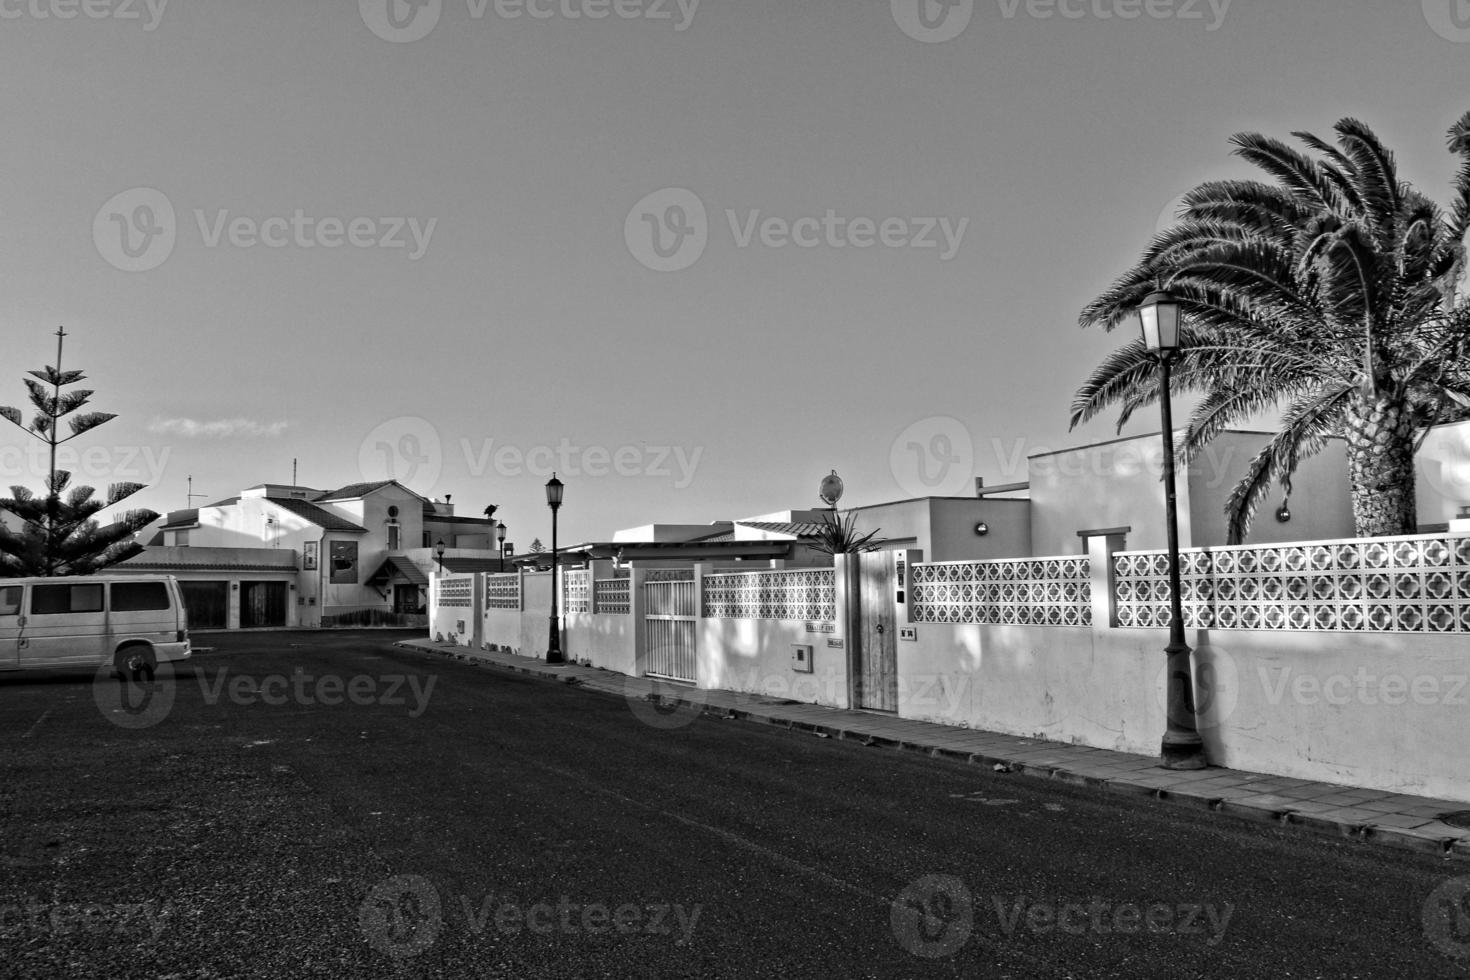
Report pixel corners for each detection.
[115,646,156,682]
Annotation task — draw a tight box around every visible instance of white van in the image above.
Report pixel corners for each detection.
[0,574,192,677]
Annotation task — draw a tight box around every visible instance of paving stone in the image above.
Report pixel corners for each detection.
[1365,824,1456,856]
[1365,813,1439,829]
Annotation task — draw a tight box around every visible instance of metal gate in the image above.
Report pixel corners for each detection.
[644,575,696,682]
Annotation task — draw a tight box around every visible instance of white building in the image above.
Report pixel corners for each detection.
[118,480,501,629]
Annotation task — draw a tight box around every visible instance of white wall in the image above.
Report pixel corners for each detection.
[1417,419,1470,527]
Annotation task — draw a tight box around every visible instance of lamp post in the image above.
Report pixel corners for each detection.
[545,474,564,665]
[496,522,507,572]
[1136,289,1207,770]
[434,539,446,576]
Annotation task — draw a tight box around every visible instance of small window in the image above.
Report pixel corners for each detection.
[111,582,171,611]
[387,522,401,551]
[175,529,190,547]
[32,583,105,615]
[0,586,21,616]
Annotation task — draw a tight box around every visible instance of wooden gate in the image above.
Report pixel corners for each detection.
[851,552,898,711]
[179,580,229,629]
[644,575,696,682]
[240,581,288,628]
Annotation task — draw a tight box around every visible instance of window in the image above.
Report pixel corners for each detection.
[0,586,20,616]
[302,541,319,570]
[111,582,170,611]
[329,541,359,584]
[387,522,401,551]
[175,529,190,547]
[32,584,104,615]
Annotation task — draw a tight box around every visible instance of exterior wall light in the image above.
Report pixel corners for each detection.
[974,522,989,536]
[1275,502,1292,523]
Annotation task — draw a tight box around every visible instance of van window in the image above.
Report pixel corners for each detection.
[32,583,105,615]
[0,586,20,616]
[111,582,171,611]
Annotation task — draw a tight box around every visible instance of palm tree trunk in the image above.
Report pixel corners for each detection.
[1342,391,1418,537]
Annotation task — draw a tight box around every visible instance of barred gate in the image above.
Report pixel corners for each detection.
[644,574,696,682]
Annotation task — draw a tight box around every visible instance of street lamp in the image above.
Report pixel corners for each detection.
[1136,289,1207,770]
[496,522,507,572]
[545,474,564,665]
[434,539,446,575]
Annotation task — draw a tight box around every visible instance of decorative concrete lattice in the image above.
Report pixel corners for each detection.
[646,569,695,582]
[1114,534,1470,632]
[595,577,631,615]
[485,574,520,610]
[565,570,590,614]
[438,577,472,608]
[702,569,836,622]
[909,557,1092,626]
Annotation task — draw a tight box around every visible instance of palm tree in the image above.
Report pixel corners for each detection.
[809,510,884,556]
[1073,112,1470,542]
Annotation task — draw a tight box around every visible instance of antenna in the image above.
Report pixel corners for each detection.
[186,475,207,508]
[292,458,298,486]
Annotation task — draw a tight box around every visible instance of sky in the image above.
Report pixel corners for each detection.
[2,0,1469,547]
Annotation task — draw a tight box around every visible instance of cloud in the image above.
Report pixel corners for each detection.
[148,417,292,439]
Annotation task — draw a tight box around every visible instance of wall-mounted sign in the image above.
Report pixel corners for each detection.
[826,638,844,649]
[805,622,835,634]
[302,540,318,570]
[899,626,918,642]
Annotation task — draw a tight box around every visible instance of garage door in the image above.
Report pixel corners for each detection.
[180,580,229,629]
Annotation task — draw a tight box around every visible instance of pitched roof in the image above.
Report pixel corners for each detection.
[119,546,299,572]
[367,555,429,586]
[267,497,368,533]
[735,521,830,538]
[160,509,200,530]
[317,480,426,503]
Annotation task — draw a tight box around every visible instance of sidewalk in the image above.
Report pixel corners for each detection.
[398,638,1470,861]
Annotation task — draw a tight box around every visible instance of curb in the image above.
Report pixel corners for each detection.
[398,640,1470,862]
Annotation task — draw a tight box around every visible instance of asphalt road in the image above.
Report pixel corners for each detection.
[2,629,1469,979]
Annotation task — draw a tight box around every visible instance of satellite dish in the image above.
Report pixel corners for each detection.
[818,469,844,508]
